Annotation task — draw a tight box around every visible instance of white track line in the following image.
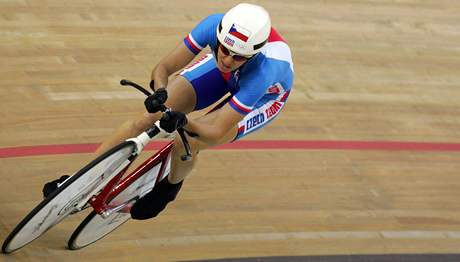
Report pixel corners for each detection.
[127,231,460,247]
[45,91,144,100]
[40,86,145,101]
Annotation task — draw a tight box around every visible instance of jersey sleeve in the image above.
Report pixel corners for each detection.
[184,14,223,55]
[228,68,272,115]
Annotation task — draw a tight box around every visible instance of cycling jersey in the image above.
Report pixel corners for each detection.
[181,14,294,139]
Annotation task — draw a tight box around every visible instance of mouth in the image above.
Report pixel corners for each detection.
[219,61,232,72]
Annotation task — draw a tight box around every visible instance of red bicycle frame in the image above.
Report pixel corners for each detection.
[89,141,174,214]
[86,79,232,217]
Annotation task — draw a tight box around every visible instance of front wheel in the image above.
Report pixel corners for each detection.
[1,141,136,254]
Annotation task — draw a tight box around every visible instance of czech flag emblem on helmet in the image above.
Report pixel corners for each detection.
[228,24,250,42]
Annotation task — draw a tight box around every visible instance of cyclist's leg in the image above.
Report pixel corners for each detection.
[163,53,237,183]
[168,114,238,184]
[131,91,291,220]
[130,111,237,219]
[130,116,237,220]
[42,76,198,197]
[96,54,230,156]
[130,54,234,220]
[131,77,291,220]
[42,76,197,196]
[167,93,291,192]
[46,54,229,197]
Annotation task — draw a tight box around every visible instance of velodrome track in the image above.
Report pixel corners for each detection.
[1,0,460,261]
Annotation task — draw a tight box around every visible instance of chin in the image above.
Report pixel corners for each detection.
[218,65,232,73]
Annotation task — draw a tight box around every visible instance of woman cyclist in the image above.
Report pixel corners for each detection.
[43,3,294,220]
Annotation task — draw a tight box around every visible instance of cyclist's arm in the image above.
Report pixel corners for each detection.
[184,104,244,144]
[151,42,196,90]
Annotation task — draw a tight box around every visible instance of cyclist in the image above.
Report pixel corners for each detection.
[43,3,294,220]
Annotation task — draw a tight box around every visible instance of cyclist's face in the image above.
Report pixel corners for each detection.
[216,44,250,73]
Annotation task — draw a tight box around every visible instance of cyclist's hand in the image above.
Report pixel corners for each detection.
[144,88,168,113]
[160,111,188,133]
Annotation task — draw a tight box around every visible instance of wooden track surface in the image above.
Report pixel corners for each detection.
[1,0,460,261]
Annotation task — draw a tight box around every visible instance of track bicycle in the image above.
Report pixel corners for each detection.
[2,79,194,253]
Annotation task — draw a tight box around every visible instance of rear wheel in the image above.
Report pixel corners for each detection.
[68,154,170,250]
[1,141,136,254]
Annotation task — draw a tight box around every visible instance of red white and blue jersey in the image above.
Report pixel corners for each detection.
[184,14,294,115]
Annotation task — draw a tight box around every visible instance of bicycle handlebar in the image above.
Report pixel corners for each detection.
[120,79,152,96]
[120,79,193,161]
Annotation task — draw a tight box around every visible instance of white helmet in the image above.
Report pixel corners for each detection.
[216,3,271,56]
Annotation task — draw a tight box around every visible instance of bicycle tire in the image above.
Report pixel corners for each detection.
[1,141,137,254]
[67,157,169,250]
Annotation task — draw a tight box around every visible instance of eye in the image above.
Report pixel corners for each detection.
[232,55,247,62]
[219,44,230,56]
